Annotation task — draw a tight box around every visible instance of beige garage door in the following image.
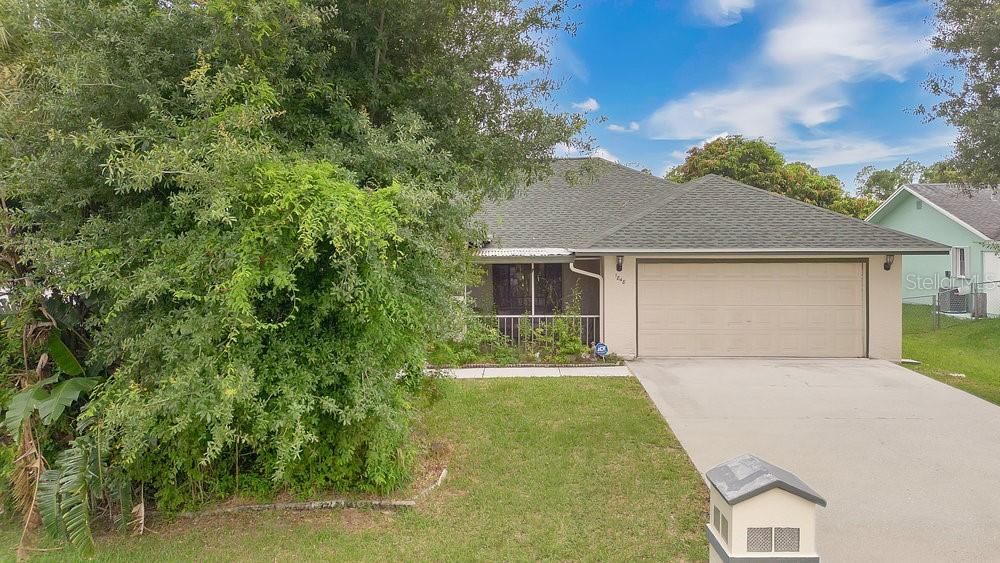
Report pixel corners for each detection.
[637,261,866,357]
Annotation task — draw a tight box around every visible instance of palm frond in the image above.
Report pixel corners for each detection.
[36,468,64,538]
[35,442,95,553]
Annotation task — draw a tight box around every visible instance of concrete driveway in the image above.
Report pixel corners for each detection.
[630,358,1000,563]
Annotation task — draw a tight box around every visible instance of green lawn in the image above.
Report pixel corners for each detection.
[902,304,1000,405]
[5,377,707,562]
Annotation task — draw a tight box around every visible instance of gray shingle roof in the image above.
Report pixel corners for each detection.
[477,159,949,254]
[906,183,1000,240]
[590,174,947,251]
[707,454,827,507]
[477,158,678,248]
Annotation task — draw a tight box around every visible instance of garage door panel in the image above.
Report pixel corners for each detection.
[638,329,864,357]
[637,262,865,358]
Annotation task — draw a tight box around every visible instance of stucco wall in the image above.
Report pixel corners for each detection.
[731,489,818,557]
[600,254,903,361]
[867,255,902,361]
[709,486,734,549]
[602,255,637,358]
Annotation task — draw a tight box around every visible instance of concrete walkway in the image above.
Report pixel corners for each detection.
[631,358,1000,563]
[437,365,631,379]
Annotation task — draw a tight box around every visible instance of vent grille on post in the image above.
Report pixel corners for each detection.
[775,527,800,552]
[747,527,773,552]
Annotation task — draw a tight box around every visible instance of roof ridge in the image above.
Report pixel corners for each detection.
[554,156,680,187]
[705,174,951,249]
[907,181,998,188]
[580,178,705,248]
[601,158,680,186]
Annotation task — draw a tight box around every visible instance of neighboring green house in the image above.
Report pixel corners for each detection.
[867,183,1000,316]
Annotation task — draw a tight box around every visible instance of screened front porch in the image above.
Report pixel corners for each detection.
[467,260,602,346]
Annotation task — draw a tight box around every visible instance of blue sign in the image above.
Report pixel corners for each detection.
[594,342,609,358]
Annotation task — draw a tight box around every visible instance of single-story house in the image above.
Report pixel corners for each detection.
[471,158,949,361]
[866,183,1000,317]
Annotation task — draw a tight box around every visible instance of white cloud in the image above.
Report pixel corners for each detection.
[591,148,620,163]
[608,121,640,133]
[550,39,590,83]
[552,142,583,158]
[693,0,756,26]
[669,149,689,162]
[647,0,933,167]
[572,97,600,112]
[783,132,955,168]
[763,0,928,81]
[552,143,619,163]
[648,80,846,140]
[659,150,691,176]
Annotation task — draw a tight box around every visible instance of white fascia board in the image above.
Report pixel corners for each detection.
[573,247,952,256]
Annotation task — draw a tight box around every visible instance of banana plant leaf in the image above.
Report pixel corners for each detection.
[47,331,84,376]
[3,376,58,437]
[37,378,99,425]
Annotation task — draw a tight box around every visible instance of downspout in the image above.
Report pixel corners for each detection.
[530,263,536,316]
[570,259,604,342]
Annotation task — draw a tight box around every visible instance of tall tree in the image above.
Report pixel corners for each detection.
[921,159,964,183]
[855,159,924,201]
[0,0,581,547]
[667,135,874,217]
[922,0,1000,187]
[667,136,786,191]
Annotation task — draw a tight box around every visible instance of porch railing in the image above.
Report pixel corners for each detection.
[475,315,600,347]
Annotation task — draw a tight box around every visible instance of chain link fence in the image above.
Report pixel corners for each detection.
[902,294,974,334]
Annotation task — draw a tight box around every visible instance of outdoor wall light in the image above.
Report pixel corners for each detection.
[883,255,895,271]
[616,255,624,272]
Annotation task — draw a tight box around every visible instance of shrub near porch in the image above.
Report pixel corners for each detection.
[430,293,599,366]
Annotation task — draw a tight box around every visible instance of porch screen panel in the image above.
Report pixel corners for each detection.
[491,264,531,315]
[535,263,563,314]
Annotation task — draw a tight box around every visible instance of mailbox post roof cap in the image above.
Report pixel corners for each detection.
[706,454,827,507]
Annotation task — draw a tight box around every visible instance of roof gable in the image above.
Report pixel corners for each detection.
[904,184,1000,240]
[476,158,678,249]
[587,174,947,252]
[866,187,986,243]
[707,454,826,507]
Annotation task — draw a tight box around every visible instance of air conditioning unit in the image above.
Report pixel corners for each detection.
[937,288,968,314]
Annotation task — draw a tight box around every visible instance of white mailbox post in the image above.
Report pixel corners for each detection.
[706,454,826,563]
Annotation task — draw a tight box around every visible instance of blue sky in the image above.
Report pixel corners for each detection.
[548,0,955,193]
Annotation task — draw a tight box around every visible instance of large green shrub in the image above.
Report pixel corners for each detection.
[0,0,581,549]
